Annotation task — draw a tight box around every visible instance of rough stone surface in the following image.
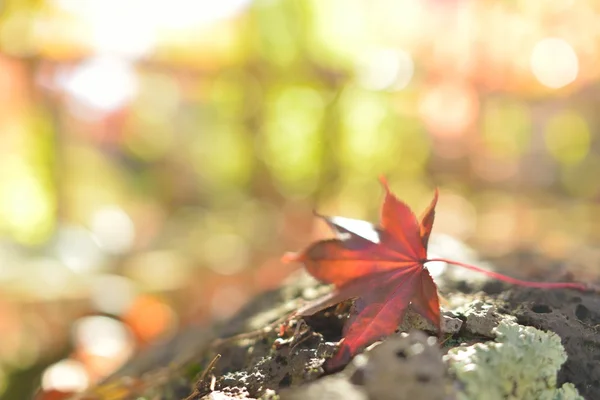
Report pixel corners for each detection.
[84,255,599,400]
[398,308,463,334]
[201,330,338,399]
[362,331,451,400]
[455,300,516,337]
[280,375,366,400]
[501,287,600,400]
[280,330,452,400]
[204,387,250,400]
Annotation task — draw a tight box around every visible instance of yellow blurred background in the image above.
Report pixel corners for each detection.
[2,0,600,398]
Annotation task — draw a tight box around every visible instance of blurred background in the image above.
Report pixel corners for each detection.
[1,0,600,398]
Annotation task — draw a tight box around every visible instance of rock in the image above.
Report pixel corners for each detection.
[84,265,594,399]
[203,387,250,400]
[445,321,583,400]
[398,307,463,334]
[360,331,451,400]
[280,375,366,400]
[200,328,340,399]
[456,300,516,337]
[502,287,600,400]
[281,330,452,400]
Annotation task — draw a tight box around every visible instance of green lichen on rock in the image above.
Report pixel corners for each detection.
[445,321,583,400]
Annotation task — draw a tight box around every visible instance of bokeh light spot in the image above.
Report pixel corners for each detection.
[0,158,54,244]
[419,80,478,138]
[340,88,390,164]
[124,251,189,291]
[123,295,175,342]
[73,316,134,359]
[530,38,579,89]
[41,359,89,393]
[58,56,137,118]
[54,227,105,273]
[356,48,414,91]
[561,155,600,199]
[90,206,135,255]
[90,274,137,316]
[24,259,78,300]
[432,191,477,240]
[337,87,428,176]
[148,0,253,29]
[262,86,325,196]
[481,99,531,158]
[545,110,590,165]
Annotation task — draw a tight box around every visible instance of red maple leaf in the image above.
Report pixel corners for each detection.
[283,177,590,370]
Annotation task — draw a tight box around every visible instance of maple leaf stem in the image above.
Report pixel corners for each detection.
[426,258,591,292]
